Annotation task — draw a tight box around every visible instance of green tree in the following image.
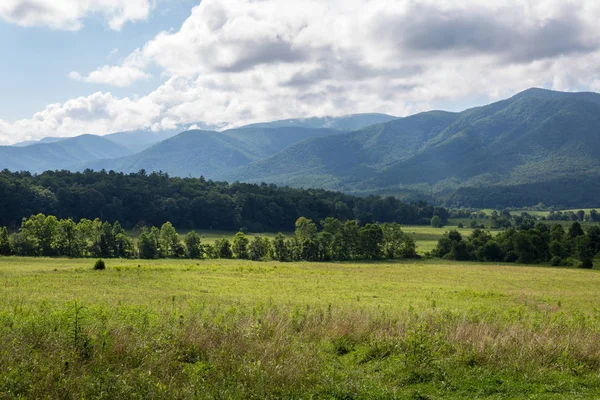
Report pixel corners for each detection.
[271,233,289,262]
[430,216,443,228]
[295,217,317,241]
[57,218,82,257]
[20,214,57,256]
[586,226,600,255]
[381,222,416,259]
[0,227,11,255]
[138,227,159,259]
[9,231,38,256]
[342,220,360,260]
[159,222,184,258]
[575,236,594,269]
[185,231,203,259]
[359,224,383,259]
[214,238,233,259]
[317,231,333,261]
[248,236,270,261]
[569,222,585,238]
[114,233,135,258]
[550,224,565,242]
[232,232,249,259]
[99,221,116,257]
[321,217,343,235]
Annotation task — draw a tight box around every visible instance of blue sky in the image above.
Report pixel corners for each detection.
[0,1,197,120]
[1,0,599,145]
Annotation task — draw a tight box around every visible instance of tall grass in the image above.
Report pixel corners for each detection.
[1,257,600,398]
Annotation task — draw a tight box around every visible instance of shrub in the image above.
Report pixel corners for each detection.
[430,216,443,228]
[93,259,106,270]
[457,223,464,228]
[550,256,563,266]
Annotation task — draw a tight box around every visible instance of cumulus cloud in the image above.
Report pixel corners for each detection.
[0,0,151,30]
[70,50,151,87]
[3,0,600,145]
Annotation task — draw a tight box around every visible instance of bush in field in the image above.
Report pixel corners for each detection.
[431,216,443,228]
[93,259,106,270]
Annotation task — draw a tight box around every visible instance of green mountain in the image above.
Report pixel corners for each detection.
[83,127,339,177]
[0,134,134,173]
[239,113,397,131]
[222,89,600,206]
[5,90,600,208]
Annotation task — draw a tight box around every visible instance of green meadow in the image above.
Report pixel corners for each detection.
[2,256,600,399]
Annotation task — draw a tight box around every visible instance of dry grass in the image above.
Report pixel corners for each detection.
[1,257,600,398]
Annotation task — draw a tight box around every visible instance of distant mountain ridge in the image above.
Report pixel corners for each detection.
[2,93,600,208]
[220,88,600,206]
[0,134,134,173]
[82,127,340,177]
[239,113,397,131]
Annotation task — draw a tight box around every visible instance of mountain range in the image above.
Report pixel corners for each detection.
[2,91,600,208]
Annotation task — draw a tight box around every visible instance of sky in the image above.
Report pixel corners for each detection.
[1,0,600,145]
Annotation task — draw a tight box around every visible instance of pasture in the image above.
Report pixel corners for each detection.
[1,257,600,398]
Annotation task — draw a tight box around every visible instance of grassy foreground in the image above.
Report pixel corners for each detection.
[1,257,600,399]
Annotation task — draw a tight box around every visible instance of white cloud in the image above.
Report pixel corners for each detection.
[70,49,151,87]
[0,0,152,30]
[3,0,600,145]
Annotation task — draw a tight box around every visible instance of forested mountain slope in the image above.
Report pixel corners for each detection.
[223,88,600,206]
[83,127,339,177]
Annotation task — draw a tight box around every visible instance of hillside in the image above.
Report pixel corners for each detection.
[222,89,600,206]
[4,89,600,208]
[0,134,134,173]
[83,127,339,177]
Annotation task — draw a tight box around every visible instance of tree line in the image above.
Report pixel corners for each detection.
[0,169,448,231]
[0,214,417,262]
[433,222,600,268]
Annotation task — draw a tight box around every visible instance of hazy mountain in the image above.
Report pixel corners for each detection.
[0,134,134,173]
[83,127,339,177]
[239,113,397,131]
[103,129,183,153]
[10,122,225,152]
[223,88,600,202]
[12,137,66,147]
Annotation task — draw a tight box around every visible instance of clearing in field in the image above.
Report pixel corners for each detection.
[1,257,600,399]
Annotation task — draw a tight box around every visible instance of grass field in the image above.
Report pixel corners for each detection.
[2,257,600,398]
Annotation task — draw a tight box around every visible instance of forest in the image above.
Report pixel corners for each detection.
[0,169,448,231]
[433,222,600,268]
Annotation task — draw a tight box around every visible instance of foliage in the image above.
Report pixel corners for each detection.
[0,170,445,231]
[93,259,106,270]
[430,215,443,228]
[232,232,249,259]
[184,231,203,259]
[1,214,420,263]
[434,222,599,267]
